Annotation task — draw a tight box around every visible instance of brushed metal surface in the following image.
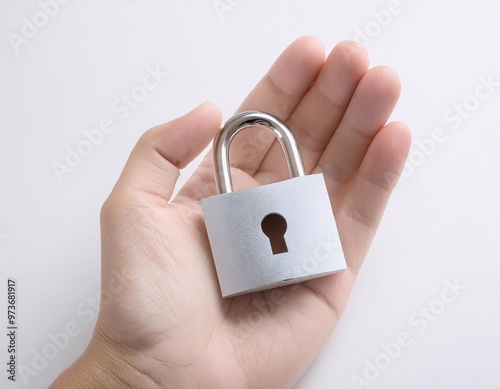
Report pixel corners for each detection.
[202,174,346,297]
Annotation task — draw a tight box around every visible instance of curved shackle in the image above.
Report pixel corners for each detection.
[213,111,306,194]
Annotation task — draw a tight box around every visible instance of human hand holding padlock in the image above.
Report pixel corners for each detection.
[51,37,411,389]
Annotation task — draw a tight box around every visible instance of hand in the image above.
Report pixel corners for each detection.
[50,37,410,389]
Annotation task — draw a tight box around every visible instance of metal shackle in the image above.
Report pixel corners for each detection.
[213,111,306,194]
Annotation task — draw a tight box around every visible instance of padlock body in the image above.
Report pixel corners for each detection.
[201,174,346,298]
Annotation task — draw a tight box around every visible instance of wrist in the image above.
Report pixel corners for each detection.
[49,329,161,389]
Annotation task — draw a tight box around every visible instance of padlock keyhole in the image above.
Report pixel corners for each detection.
[261,213,288,255]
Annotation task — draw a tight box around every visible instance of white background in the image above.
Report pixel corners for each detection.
[1,1,500,388]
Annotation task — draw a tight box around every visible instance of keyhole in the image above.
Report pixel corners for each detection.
[261,213,288,255]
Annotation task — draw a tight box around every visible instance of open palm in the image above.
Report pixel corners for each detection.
[52,37,410,389]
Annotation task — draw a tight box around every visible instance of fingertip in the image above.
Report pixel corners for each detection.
[390,121,412,175]
[384,121,412,155]
[332,40,369,69]
[338,40,367,51]
[191,101,223,126]
[167,102,222,169]
[294,35,326,58]
[371,121,412,183]
[370,66,402,99]
[391,120,412,142]
[268,36,326,98]
[353,66,401,119]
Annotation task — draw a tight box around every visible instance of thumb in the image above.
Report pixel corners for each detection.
[110,102,222,204]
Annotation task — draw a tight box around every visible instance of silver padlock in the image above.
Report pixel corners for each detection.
[201,111,346,298]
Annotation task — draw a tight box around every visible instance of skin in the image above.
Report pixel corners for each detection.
[50,37,411,389]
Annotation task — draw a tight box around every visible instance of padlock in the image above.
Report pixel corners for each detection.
[201,111,346,298]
